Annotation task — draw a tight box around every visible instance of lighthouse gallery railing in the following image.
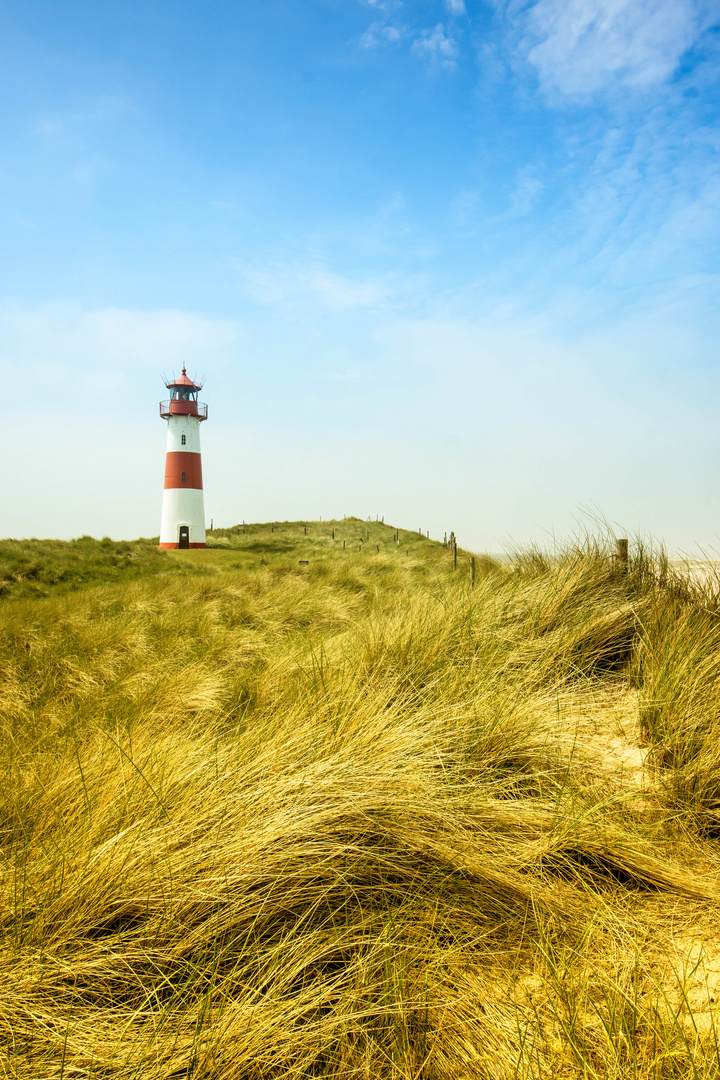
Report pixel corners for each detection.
[159,400,208,420]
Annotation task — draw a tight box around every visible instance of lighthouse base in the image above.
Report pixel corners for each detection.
[160,487,206,548]
[159,542,207,549]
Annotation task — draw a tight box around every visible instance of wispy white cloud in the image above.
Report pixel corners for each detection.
[0,303,238,384]
[35,95,134,138]
[238,260,394,310]
[510,0,705,96]
[452,101,720,331]
[359,20,404,47]
[71,156,111,187]
[508,174,545,216]
[357,2,462,66]
[357,0,405,47]
[456,1,720,325]
[568,117,720,298]
[448,188,482,229]
[411,23,458,70]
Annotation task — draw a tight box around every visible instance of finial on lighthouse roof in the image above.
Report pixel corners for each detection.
[165,367,202,391]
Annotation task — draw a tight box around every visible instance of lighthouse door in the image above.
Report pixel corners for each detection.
[178,526,190,549]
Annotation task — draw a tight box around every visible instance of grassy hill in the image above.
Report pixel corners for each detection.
[0,518,452,600]
[2,523,720,1078]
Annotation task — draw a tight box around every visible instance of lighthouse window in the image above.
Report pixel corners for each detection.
[181,471,187,483]
[181,434,186,445]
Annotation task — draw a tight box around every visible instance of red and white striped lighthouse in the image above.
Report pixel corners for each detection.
[159,369,208,549]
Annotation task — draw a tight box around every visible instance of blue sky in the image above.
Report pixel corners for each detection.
[1,0,719,552]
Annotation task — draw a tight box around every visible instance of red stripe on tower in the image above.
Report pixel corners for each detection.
[164,452,204,489]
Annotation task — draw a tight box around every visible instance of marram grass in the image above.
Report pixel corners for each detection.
[2,523,720,1078]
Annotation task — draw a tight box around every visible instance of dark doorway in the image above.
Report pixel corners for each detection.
[179,526,190,549]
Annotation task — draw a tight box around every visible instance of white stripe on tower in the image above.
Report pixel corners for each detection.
[159,368,208,549]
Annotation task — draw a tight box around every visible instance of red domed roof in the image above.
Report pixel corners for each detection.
[166,367,202,391]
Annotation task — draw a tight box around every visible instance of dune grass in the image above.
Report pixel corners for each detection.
[2,524,720,1077]
[0,536,173,600]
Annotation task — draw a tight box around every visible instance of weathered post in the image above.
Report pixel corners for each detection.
[453,542,458,571]
[471,556,476,589]
[616,538,629,571]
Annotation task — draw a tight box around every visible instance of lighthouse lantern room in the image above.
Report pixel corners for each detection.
[159,369,208,549]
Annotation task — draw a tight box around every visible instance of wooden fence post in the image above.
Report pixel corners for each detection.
[616,538,629,570]
[453,542,458,571]
[471,556,476,589]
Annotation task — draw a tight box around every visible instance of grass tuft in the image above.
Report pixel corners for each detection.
[2,523,720,1077]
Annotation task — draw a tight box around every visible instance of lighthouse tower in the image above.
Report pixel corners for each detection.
[159,369,208,549]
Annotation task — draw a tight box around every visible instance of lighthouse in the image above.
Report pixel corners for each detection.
[159,369,208,549]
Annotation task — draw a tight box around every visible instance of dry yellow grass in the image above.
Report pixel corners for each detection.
[2,526,720,1077]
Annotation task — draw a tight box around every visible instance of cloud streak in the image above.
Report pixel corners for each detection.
[0,303,238,389]
[357,2,461,70]
[359,21,404,47]
[411,23,458,70]
[510,0,705,96]
[237,260,395,310]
